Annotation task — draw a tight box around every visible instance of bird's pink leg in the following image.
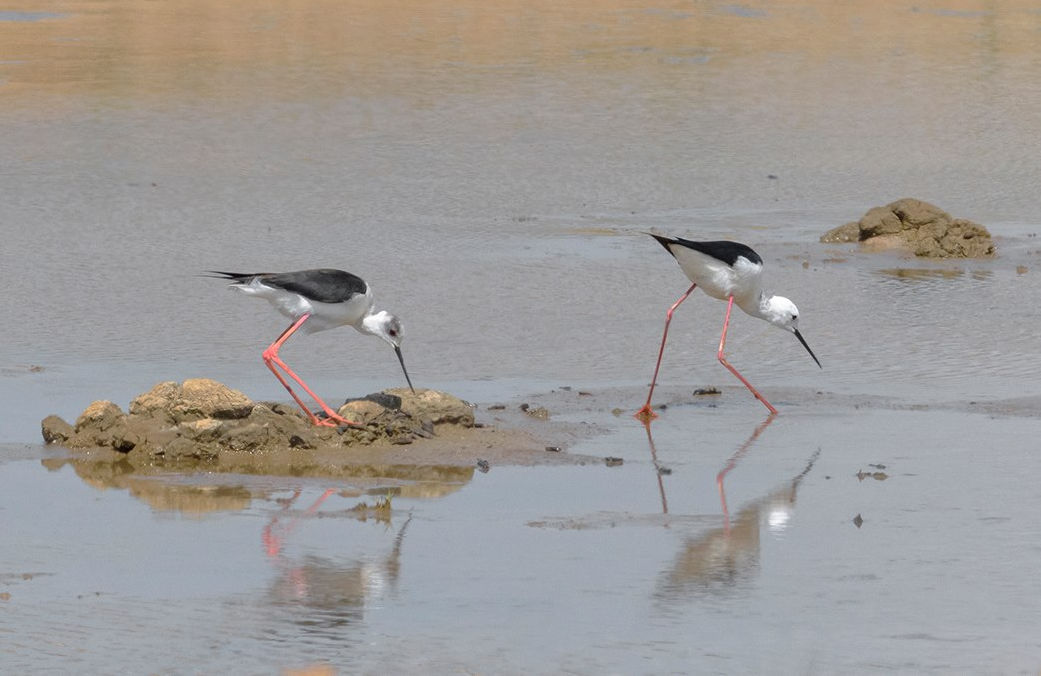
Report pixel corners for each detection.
[635,283,697,421]
[717,296,778,414]
[263,315,358,427]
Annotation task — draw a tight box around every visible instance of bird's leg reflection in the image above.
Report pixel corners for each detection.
[640,420,669,514]
[716,414,776,534]
[262,498,416,630]
[655,443,820,601]
[262,487,337,558]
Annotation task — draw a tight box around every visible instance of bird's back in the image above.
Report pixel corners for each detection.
[210,269,374,331]
[651,235,764,302]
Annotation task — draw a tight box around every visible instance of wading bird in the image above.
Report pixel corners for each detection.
[208,269,414,427]
[635,235,820,419]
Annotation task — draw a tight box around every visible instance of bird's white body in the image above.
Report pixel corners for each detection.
[661,240,801,333]
[668,245,763,306]
[230,276,374,335]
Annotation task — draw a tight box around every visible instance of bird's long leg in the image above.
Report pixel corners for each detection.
[263,315,358,427]
[635,283,697,421]
[717,296,779,415]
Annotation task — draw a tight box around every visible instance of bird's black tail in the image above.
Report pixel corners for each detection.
[645,232,679,258]
[201,271,264,281]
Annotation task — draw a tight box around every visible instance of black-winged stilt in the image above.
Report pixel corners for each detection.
[208,269,415,427]
[635,234,820,419]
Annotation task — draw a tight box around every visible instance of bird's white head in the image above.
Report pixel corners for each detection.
[364,310,405,348]
[361,311,415,392]
[761,295,821,369]
[761,295,801,332]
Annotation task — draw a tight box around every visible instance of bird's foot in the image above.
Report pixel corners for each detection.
[313,412,363,428]
[633,404,659,422]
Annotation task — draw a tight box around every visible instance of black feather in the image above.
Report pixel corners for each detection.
[647,234,762,267]
[204,269,369,303]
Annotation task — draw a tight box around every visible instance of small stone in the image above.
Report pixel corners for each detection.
[129,379,253,421]
[386,388,476,427]
[175,379,254,420]
[520,403,550,419]
[344,392,402,410]
[337,399,390,425]
[41,415,74,444]
[220,424,270,452]
[74,401,125,433]
[177,418,225,443]
[128,381,181,416]
[820,221,860,243]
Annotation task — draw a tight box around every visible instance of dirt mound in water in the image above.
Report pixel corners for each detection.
[821,198,995,258]
[41,378,477,461]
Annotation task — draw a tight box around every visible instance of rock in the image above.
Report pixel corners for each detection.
[385,388,475,427]
[520,403,550,419]
[71,401,139,453]
[344,392,403,410]
[43,381,481,460]
[175,378,253,420]
[177,418,226,443]
[338,399,392,425]
[41,415,74,444]
[129,379,254,422]
[820,221,859,243]
[75,400,125,434]
[823,198,994,258]
[128,381,181,416]
[220,424,272,453]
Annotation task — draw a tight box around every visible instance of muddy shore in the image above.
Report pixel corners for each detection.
[39,379,608,481]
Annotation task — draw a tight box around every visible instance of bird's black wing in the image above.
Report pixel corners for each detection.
[647,234,763,267]
[262,269,369,304]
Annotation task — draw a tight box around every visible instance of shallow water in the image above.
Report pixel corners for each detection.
[3,0,1041,672]
[5,403,1041,673]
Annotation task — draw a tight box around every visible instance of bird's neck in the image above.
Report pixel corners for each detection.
[736,291,770,319]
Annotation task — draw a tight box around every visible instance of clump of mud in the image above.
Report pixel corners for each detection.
[821,198,994,258]
[41,378,475,461]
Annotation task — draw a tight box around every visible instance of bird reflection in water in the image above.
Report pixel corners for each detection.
[260,488,413,638]
[641,416,820,600]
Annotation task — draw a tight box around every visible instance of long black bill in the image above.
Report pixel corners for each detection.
[793,329,822,369]
[394,345,416,393]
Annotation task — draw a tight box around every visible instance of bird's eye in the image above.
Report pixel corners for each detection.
[389,330,398,337]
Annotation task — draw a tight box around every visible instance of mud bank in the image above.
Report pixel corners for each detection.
[822,198,995,257]
[40,379,600,473]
